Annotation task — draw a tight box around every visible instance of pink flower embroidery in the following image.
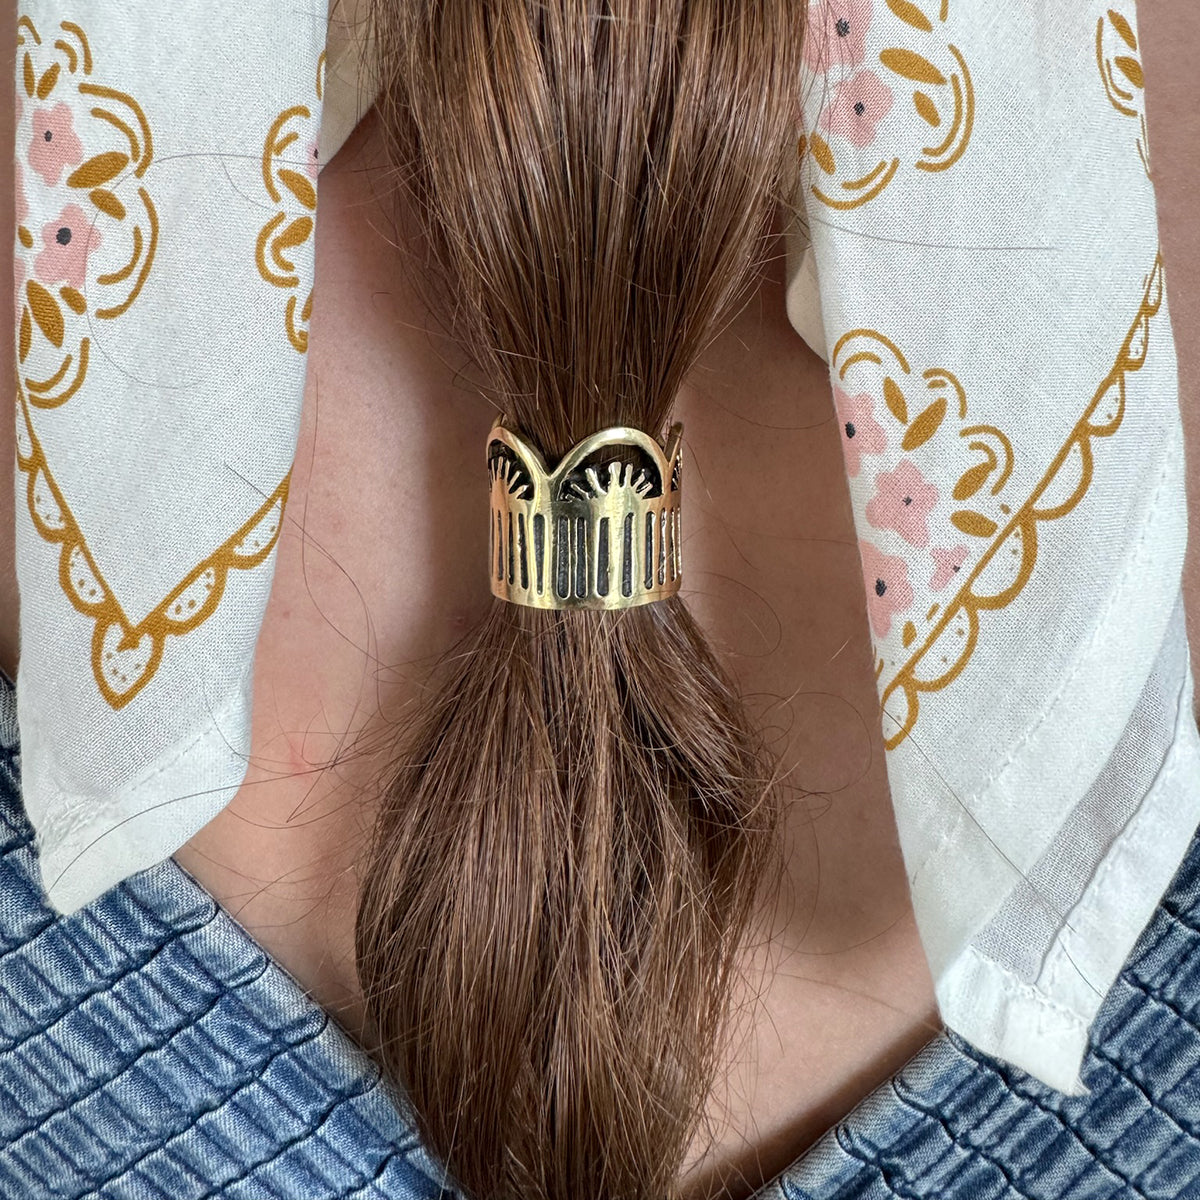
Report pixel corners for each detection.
[803,0,873,72]
[930,544,969,591]
[29,102,84,186]
[860,539,913,639]
[305,136,321,180]
[818,70,894,147]
[34,204,101,290]
[834,387,886,477]
[866,460,939,548]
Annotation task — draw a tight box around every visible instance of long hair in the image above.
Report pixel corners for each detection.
[354,5,807,1197]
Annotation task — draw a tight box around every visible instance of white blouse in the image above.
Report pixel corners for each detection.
[11,0,1198,1100]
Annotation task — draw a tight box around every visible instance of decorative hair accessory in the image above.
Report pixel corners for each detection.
[487,421,683,610]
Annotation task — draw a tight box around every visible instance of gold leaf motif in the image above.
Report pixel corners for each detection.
[26,280,65,349]
[900,397,946,450]
[13,15,225,709]
[259,58,323,355]
[884,376,908,424]
[809,132,836,175]
[35,61,59,99]
[59,286,87,315]
[879,47,947,86]
[877,257,1164,750]
[278,168,317,211]
[1114,55,1144,89]
[913,91,940,126]
[902,620,917,648]
[275,215,314,252]
[952,462,991,501]
[1109,9,1137,50]
[887,0,933,33]
[66,151,129,190]
[951,509,998,538]
[89,188,126,220]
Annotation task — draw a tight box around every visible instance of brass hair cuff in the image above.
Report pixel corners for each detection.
[487,421,683,610]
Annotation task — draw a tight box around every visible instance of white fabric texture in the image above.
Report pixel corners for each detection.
[786,0,1200,1094]
[13,0,332,910]
[9,0,1199,1100]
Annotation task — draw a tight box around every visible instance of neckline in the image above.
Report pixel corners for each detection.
[0,665,951,1197]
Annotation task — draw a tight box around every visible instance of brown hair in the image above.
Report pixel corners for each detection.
[354,4,807,1197]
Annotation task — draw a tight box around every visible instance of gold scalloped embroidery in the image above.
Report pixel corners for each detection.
[875,254,1164,749]
[256,52,324,352]
[835,330,1014,677]
[16,381,290,710]
[15,15,295,711]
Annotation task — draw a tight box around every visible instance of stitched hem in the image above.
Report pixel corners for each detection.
[938,649,1200,1095]
[28,666,254,915]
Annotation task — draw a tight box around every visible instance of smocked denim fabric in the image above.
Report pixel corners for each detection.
[1,665,1199,1200]
[760,848,1200,1199]
[0,678,454,1200]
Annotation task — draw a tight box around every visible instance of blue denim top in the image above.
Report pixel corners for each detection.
[2,668,1199,1199]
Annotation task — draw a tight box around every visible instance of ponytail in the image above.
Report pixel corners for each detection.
[356,5,807,1197]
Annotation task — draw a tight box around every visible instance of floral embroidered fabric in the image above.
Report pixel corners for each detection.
[785,0,1200,1094]
[9,0,1200,1104]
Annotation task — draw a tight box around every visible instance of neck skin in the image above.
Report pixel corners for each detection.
[171,108,940,1199]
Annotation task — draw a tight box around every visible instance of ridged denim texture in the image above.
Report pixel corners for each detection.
[0,679,454,1200]
[1,669,1198,1198]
